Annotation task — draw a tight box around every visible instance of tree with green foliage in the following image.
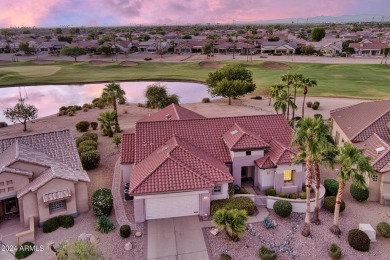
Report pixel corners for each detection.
[4,98,38,131]
[69,27,80,35]
[330,143,375,235]
[145,84,180,109]
[19,41,34,55]
[300,77,317,118]
[202,42,213,58]
[182,34,192,39]
[206,64,256,105]
[269,84,285,106]
[273,91,297,118]
[113,135,121,148]
[311,27,326,42]
[60,46,85,62]
[98,111,116,137]
[291,73,303,119]
[55,240,103,260]
[57,35,73,44]
[55,28,62,34]
[101,82,126,133]
[213,209,248,241]
[281,73,294,120]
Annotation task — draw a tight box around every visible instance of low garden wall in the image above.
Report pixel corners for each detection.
[16,216,35,246]
[266,184,325,213]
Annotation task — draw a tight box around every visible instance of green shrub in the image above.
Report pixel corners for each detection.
[59,106,68,112]
[91,188,113,216]
[75,121,90,132]
[235,187,250,194]
[201,97,210,103]
[79,140,97,149]
[313,101,320,106]
[278,193,288,198]
[211,197,256,216]
[228,183,235,198]
[0,122,8,128]
[68,110,75,116]
[262,216,275,229]
[58,215,74,228]
[311,103,319,110]
[80,150,100,170]
[350,183,369,202]
[377,222,390,238]
[77,145,96,155]
[90,122,98,130]
[299,191,306,199]
[15,242,35,259]
[306,101,312,108]
[42,217,60,233]
[324,179,339,196]
[265,188,276,196]
[273,200,292,218]
[83,107,88,112]
[82,132,98,142]
[219,253,232,260]
[120,224,131,238]
[96,216,115,233]
[348,229,370,252]
[73,105,82,111]
[289,193,297,199]
[324,196,345,213]
[76,135,93,147]
[259,246,277,260]
[328,243,342,260]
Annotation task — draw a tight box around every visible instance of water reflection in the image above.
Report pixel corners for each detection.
[0,81,212,123]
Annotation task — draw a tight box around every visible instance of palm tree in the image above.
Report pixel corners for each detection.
[213,209,248,242]
[281,74,294,119]
[330,142,375,235]
[300,77,317,118]
[269,84,285,106]
[291,74,303,119]
[97,111,116,137]
[292,117,330,237]
[273,91,297,118]
[101,82,126,133]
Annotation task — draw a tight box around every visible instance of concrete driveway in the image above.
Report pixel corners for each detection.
[147,216,209,260]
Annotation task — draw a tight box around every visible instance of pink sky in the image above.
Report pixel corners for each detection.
[0,0,389,27]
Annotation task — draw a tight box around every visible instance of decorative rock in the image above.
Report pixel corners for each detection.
[210,228,219,236]
[90,235,100,246]
[78,233,91,241]
[247,224,253,229]
[272,220,278,227]
[125,242,133,251]
[135,231,142,237]
[359,223,377,242]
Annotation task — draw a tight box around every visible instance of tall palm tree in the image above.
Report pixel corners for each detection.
[273,91,297,118]
[330,142,375,235]
[281,74,294,120]
[300,77,317,118]
[291,74,303,119]
[269,84,285,106]
[292,117,330,237]
[213,209,248,242]
[101,82,126,133]
[97,111,116,137]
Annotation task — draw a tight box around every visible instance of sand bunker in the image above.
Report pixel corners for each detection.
[32,60,55,65]
[89,60,113,65]
[261,61,290,70]
[199,61,224,69]
[120,61,138,67]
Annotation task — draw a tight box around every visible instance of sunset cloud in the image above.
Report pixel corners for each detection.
[0,0,389,27]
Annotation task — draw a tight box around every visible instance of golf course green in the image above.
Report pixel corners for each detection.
[0,60,389,99]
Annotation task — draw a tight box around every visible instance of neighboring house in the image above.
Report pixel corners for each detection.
[174,40,208,54]
[0,130,90,227]
[330,100,390,206]
[349,41,387,56]
[121,104,304,222]
[318,43,343,56]
[261,41,296,54]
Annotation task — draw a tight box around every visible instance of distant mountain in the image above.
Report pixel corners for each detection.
[241,14,390,24]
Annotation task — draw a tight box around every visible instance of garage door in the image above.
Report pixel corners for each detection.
[145,194,199,220]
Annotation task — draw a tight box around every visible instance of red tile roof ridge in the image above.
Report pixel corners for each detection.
[330,103,364,115]
[351,109,390,141]
[269,138,294,163]
[0,129,72,141]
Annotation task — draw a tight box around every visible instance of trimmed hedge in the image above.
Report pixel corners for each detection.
[350,183,369,202]
[120,224,131,238]
[15,242,35,259]
[265,188,276,196]
[299,191,306,199]
[278,193,288,198]
[77,145,96,155]
[328,243,342,260]
[90,122,98,130]
[76,135,93,147]
[377,222,390,238]
[80,150,100,170]
[348,229,370,252]
[42,215,74,233]
[79,140,98,149]
[211,197,256,216]
[75,121,90,132]
[82,132,98,142]
[289,193,297,199]
[324,196,345,213]
[91,188,113,216]
[58,215,74,228]
[273,200,292,218]
[324,179,339,196]
[202,97,210,103]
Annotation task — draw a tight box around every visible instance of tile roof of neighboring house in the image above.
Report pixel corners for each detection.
[350,42,387,50]
[133,114,293,164]
[331,100,390,142]
[223,124,270,150]
[267,139,296,164]
[355,134,390,173]
[139,104,205,122]
[121,133,135,164]
[129,136,232,194]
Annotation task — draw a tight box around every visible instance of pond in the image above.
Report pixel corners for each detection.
[0,81,212,124]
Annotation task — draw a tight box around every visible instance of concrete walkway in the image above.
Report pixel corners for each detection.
[147,216,209,260]
[0,218,25,260]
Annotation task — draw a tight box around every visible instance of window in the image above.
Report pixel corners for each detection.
[8,187,14,192]
[49,200,66,214]
[246,151,252,156]
[372,175,378,182]
[0,188,5,194]
[283,170,295,182]
[0,182,4,187]
[213,186,222,194]
[6,180,12,185]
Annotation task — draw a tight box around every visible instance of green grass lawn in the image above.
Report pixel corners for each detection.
[0,60,389,99]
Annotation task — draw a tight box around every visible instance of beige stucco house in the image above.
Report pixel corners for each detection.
[331,100,390,205]
[121,104,304,223]
[0,130,90,227]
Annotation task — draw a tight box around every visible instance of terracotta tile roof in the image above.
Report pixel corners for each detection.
[130,136,232,194]
[268,139,296,164]
[255,156,276,169]
[350,42,387,50]
[223,124,270,150]
[139,104,205,122]
[0,167,33,177]
[133,114,293,164]
[121,133,135,163]
[331,100,390,142]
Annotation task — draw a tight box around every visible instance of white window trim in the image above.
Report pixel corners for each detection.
[213,185,222,194]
